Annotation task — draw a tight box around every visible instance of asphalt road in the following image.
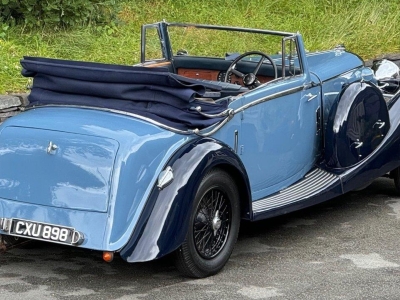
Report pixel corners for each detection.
[0,177,399,300]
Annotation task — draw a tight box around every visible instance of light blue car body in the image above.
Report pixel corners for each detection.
[0,21,395,264]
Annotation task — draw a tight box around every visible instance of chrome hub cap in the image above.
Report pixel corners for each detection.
[212,210,222,236]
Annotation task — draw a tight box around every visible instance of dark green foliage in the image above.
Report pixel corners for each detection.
[0,0,116,29]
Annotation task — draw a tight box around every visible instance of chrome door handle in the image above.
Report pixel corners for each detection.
[351,141,363,149]
[374,121,385,129]
[305,93,318,102]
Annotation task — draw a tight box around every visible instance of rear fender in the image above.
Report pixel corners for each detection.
[119,137,251,262]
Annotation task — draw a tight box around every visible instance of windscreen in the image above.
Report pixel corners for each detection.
[167,25,284,59]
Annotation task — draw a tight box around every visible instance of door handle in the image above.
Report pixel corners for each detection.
[351,141,363,149]
[374,120,385,129]
[305,93,318,102]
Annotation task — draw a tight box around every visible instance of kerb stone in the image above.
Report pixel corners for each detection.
[0,95,22,110]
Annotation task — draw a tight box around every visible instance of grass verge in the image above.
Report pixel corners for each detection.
[0,0,399,93]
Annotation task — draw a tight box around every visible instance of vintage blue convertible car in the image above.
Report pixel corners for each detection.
[0,21,399,277]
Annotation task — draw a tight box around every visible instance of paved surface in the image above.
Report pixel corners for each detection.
[0,177,399,299]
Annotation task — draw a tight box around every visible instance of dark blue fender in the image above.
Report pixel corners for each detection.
[119,137,251,262]
[320,81,400,191]
[340,91,400,192]
[324,81,390,169]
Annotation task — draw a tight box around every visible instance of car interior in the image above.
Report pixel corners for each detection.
[138,23,303,99]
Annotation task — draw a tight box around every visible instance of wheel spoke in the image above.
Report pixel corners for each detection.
[204,194,213,211]
[231,68,245,78]
[253,57,265,75]
[198,209,208,220]
[194,224,208,235]
[193,187,232,259]
[196,230,211,249]
[218,195,224,210]
[212,191,219,214]
[203,231,213,251]
[219,203,228,215]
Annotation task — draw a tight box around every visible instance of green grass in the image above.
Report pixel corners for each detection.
[0,0,399,93]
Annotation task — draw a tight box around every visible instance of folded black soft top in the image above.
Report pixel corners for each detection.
[21,56,231,131]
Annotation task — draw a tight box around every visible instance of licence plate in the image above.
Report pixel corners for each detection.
[4,218,83,245]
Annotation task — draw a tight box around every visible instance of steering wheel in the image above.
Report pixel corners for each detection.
[224,51,277,88]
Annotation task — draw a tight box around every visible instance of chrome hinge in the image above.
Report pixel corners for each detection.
[46,141,58,154]
[234,130,239,154]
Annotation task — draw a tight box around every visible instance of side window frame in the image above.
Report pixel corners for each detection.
[141,22,173,63]
[281,36,303,78]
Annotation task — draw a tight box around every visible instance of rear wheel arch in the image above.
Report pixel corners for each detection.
[213,163,251,220]
[119,138,251,263]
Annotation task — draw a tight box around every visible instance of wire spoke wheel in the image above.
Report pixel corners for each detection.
[175,169,240,278]
[194,189,231,259]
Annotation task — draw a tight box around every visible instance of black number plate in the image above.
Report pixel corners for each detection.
[8,219,77,245]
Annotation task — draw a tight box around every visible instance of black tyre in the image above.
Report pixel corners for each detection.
[392,167,400,194]
[175,169,240,278]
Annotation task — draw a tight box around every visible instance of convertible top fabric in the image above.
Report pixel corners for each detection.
[21,56,229,130]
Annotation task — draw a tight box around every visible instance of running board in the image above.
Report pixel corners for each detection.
[252,168,340,216]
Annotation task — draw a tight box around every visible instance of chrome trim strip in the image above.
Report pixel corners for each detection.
[234,130,239,154]
[166,22,296,37]
[193,111,234,137]
[234,85,304,114]
[281,39,286,79]
[27,84,304,138]
[383,93,394,100]
[254,77,284,89]
[25,71,377,142]
[190,106,234,118]
[305,49,343,57]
